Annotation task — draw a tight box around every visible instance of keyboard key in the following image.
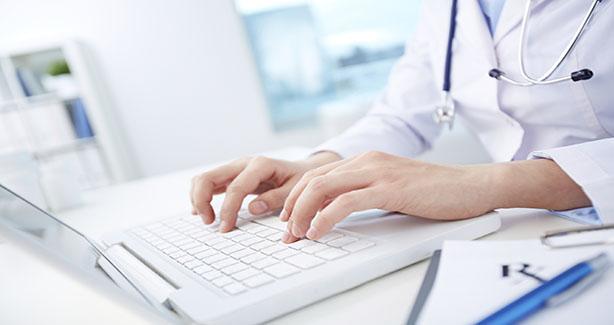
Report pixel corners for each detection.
[221,244,245,254]
[223,282,247,295]
[316,232,343,243]
[193,264,213,274]
[301,243,328,254]
[287,239,315,250]
[162,246,179,255]
[315,248,348,260]
[243,273,274,288]
[203,237,227,247]
[184,260,204,269]
[155,242,172,250]
[173,238,193,247]
[194,249,217,260]
[196,233,219,242]
[211,258,238,270]
[342,240,375,252]
[231,233,253,243]
[179,241,201,250]
[230,248,255,259]
[251,240,275,251]
[261,244,287,255]
[201,270,223,281]
[255,228,277,238]
[222,229,243,239]
[285,253,325,269]
[272,248,300,260]
[241,236,264,246]
[253,216,287,231]
[169,251,187,259]
[176,255,195,264]
[327,236,358,248]
[212,275,234,287]
[263,263,300,278]
[202,253,228,264]
[221,262,249,275]
[232,268,260,281]
[252,257,279,269]
[246,225,269,234]
[186,245,209,256]
[211,239,235,250]
[267,232,284,242]
[237,223,259,231]
[241,252,266,264]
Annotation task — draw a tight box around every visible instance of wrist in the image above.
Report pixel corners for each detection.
[485,159,591,211]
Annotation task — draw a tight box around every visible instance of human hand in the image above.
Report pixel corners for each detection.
[280,151,500,243]
[190,152,341,232]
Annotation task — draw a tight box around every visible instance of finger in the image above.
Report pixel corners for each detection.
[190,160,247,222]
[249,182,293,215]
[289,171,371,238]
[219,158,276,232]
[306,187,382,240]
[281,159,347,221]
[281,219,300,243]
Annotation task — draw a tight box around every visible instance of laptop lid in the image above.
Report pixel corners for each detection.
[0,183,175,321]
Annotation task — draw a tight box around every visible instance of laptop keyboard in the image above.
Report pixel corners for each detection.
[131,214,375,296]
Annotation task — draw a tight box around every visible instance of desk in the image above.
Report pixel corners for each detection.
[0,147,577,324]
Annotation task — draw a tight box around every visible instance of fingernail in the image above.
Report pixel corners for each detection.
[306,227,319,240]
[251,201,268,215]
[279,209,288,221]
[282,232,292,243]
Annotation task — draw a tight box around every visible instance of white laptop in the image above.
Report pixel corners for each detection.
[0,183,500,324]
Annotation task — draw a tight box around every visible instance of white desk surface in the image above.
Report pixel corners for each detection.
[0,147,577,325]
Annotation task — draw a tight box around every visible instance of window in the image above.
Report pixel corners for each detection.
[236,0,423,131]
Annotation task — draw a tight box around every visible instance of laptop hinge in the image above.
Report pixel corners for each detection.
[98,245,177,307]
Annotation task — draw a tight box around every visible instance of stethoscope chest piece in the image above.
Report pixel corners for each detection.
[433,91,455,130]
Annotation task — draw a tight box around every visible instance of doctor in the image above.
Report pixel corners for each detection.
[191,0,614,243]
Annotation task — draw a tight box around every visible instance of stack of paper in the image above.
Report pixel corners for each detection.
[418,240,614,324]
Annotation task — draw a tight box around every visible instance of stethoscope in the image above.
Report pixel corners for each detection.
[434,0,603,129]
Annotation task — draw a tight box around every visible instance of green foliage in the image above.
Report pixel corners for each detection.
[47,59,71,76]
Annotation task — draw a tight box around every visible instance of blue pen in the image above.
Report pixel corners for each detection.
[476,253,611,325]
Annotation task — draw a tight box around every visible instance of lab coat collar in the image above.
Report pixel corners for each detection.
[456,0,497,68]
[494,0,549,45]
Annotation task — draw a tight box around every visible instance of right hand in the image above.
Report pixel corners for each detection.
[190,152,341,232]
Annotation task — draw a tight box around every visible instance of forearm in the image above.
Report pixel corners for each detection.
[489,159,592,211]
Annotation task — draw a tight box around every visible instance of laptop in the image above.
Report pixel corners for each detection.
[0,183,500,324]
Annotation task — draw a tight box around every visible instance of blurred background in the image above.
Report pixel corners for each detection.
[0,0,489,212]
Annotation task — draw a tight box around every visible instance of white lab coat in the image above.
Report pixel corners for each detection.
[316,0,614,223]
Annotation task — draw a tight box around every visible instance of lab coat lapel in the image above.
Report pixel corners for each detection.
[456,0,497,68]
[494,0,549,45]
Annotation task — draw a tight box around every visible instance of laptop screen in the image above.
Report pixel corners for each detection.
[0,184,100,273]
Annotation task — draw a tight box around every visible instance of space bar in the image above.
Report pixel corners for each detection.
[253,216,287,231]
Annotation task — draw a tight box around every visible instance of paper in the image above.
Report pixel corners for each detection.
[418,240,614,325]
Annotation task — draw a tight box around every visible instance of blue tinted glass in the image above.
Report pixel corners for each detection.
[236,0,423,130]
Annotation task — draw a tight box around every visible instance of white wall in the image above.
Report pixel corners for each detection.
[0,0,327,177]
[0,0,490,178]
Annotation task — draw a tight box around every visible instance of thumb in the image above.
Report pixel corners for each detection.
[248,183,292,215]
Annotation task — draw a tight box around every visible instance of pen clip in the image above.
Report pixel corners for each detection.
[547,267,608,307]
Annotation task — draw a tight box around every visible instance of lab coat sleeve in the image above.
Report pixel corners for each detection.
[313,4,441,159]
[529,138,614,225]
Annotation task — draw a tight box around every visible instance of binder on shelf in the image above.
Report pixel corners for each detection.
[66,97,94,138]
[15,68,45,97]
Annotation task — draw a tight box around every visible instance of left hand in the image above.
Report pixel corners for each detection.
[280,151,499,243]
